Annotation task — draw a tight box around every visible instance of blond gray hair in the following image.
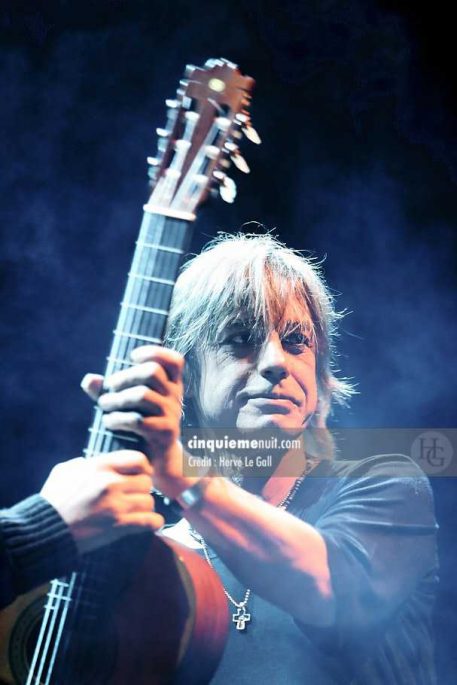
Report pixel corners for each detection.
[165,232,354,426]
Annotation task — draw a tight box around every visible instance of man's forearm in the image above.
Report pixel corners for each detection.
[184,476,335,627]
[0,495,77,609]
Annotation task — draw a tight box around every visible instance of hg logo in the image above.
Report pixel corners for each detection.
[411,431,454,474]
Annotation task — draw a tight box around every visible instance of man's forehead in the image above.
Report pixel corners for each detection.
[222,299,313,332]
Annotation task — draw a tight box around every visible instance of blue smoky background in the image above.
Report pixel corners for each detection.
[0,1,456,680]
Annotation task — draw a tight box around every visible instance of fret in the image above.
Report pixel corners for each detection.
[124,276,174,311]
[129,272,175,286]
[44,573,78,685]
[106,356,133,367]
[139,214,190,248]
[32,577,70,685]
[115,316,165,340]
[53,580,72,589]
[106,338,141,366]
[112,311,167,341]
[135,247,183,281]
[84,435,142,458]
[88,428,138,443]
[113,330,162,344]
[45,594,72,609]
[136,240,185,255]
[121,302,169,316]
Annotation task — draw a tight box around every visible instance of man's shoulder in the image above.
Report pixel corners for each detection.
[318,453,430,481]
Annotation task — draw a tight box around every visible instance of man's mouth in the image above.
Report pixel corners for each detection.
[239,392,301,407]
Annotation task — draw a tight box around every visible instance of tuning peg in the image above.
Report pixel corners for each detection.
[156,127,169,138]
[231,151,250,174]
[242,123,261,145]
[216,117,231,132]
[219,176,237,204]
[184,65,197,78]
[206,145,220,160]
[147,156,160,181]
[235,113,249,124]
[224,142,250,173]
[185,111,199,122]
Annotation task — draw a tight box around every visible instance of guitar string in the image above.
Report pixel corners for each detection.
[44,573,77,685]
[31,164,205,683]
[28,578,67,684]
[29,213,166,684]
[29,115,223,679]
[25,578,63,684]
[37,212,173,683]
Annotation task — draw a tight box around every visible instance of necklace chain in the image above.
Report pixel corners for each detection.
[194,457,319,630]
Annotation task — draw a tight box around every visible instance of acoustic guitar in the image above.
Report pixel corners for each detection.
[0,58,258,685]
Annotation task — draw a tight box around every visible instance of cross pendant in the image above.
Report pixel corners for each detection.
[233,605,251,631]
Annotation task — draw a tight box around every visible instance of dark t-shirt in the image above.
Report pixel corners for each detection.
[207,455,438,684]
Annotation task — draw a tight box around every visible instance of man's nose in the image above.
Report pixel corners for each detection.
[257,332,288,383]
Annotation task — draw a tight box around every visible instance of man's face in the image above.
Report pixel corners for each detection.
[193,299,318,435]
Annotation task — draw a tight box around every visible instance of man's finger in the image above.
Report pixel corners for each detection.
[81,373,105,401]
[94,450,153,475]
[130,345,184,383]
[120,511,165,531]
[104,363,171,395]
[98,386,164,415]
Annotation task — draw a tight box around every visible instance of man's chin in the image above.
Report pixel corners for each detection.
[236,416,303,439]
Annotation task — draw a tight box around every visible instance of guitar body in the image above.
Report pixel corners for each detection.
[0,534,228,684]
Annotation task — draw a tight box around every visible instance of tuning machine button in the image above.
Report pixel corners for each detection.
[216,174,237,204]
[216,116,231,132]
[231,151,250,173]
[223,142,250,173]
[242,123,261,145]
[147,156,160,181]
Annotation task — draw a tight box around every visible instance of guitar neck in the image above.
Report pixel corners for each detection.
[23,60,255,685]
[85,210,194,458]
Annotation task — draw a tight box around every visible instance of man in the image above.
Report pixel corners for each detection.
[84,232,438,683]
[0,452,163,610]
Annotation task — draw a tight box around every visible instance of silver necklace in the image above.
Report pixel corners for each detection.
[195,457,319,631]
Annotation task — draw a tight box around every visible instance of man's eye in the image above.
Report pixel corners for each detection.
[282,331,311,350]
[225,332,253,345]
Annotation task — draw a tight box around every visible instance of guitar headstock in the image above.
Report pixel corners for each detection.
[144,58,259,220]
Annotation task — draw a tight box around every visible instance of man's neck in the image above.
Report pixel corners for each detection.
[260,447,307,506]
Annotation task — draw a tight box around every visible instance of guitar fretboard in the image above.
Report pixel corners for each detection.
[86,211,192,458]
[26,212,193,685]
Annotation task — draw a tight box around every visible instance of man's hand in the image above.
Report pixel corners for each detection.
[81,345,191,498]
[40,451,164,555]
